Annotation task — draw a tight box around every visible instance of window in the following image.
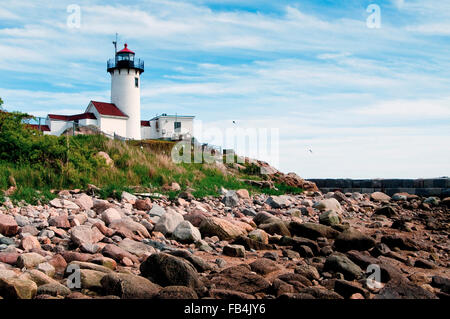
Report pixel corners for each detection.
[135,77,139,88]
[174,122,181,131]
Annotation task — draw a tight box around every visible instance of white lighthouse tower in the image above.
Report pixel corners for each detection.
[107,43,144,140]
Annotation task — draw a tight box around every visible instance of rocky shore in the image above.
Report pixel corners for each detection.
[0,187,449,299]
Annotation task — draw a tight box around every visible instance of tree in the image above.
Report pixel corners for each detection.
[0,97,3,110]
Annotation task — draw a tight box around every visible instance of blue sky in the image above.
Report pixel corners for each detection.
[0,0,449,178]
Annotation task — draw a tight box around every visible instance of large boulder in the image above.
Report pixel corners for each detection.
[70,225,104,247]
[289,222,340,239]
[172,221,201,243]
[236,189,250,199]
[0,214,19,236]
[232,236,275,251]
[381,235,420,251]
[259,221,291,237]
[49,198,79,210]
[253,212,279,226]
[78,269,107,290]
[223,244,246,258]
[118,238,156,258]
[140,253,203,289]
[102,244,139,265]
[73,194,94,211]
[207,264,270,294]
[149,204,166,217]
[0,277,37,299]
[101,273,161,299]
[134,199,152,211]
[374,206,397,218]
[154,209,184,235]
[168,250,214,272]
[248,229,269,244]
[48,214,70,229]
[324,254,364,280]
[101,208,122,225]
[20,235,41,251]
[333,228,376,252]
[65,261,113,274]
[319,210,341,226]
[265,196,291,209]
[249,258,281,275]
[199,217,246,240]
[313,198,342,213]
[370,192,391,202]
[16,253,46,269]
[109,218,150,240]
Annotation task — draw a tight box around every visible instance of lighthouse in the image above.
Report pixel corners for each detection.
[40,43,195,140]
[107,43,144,140]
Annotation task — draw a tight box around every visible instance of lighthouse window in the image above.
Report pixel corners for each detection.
[135,77,139,88]
[174,122,181,130]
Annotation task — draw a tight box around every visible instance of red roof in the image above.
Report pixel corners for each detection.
[90,101,128,118]
[27,124,50,132]
[48,113,97,121]
[117,43,135,54]
[141,120,150,127]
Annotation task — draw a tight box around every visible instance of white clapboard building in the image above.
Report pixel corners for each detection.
[35,44,194,140]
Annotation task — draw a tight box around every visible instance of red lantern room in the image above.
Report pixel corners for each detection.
[107,43,144,74]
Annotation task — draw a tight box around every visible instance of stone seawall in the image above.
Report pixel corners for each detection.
[307,178,450,197]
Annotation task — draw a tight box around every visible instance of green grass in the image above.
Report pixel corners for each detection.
[0,111,303,204]
[8,187,56,205]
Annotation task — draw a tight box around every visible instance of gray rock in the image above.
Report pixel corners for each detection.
[266,196,291,209]
[154,209,184,235]
[319,210,341,226]
[149,204,166,217]
[223,244,246,258]
[118,238,156,258]
[172,221,201,243]
[222,191,240,207]
[324,254,364,280]
[14,215,30,227]
[241,208,258,217]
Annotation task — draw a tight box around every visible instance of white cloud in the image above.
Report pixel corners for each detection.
[356,99,450,118]
[0,0,449,178]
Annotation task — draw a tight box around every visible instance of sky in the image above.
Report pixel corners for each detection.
[0,0,449,179]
